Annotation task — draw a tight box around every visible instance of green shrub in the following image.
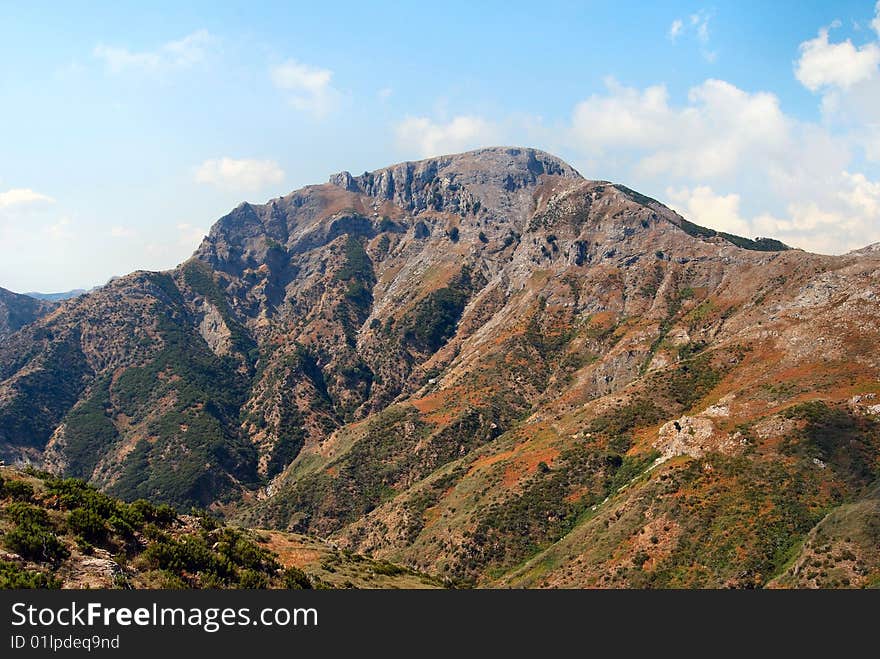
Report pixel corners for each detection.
[153,504,178,526]
[0,560,61,589]
[5,502,49,527]
[372,561,406,576]
[335,236,373,282]
[108,515,136,539]
[60,380,118,479]
[4,524,68,562]
[399,267,482,354]
[44,477,116,516]
[283,566,313,589]
[781,401,879,489]
[2,479,35,502]
[141,528,279,587]
[237,569,269,589]
[589,398,664,437]
[66,508,107,542]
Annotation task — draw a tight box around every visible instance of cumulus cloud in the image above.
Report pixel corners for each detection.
[795,8,880,167]
[666,186,752,237]
[395,115,501,158]
[839,170,880,217]
[668,19,684,41]
[665,171,880,255]
[571,78,789,179]
[0,188,55,209]
[94,29,213,73]
[795,25,880,91]
[570,79,671,150]
[194,157,285,192]
[564,73,880,253]
[271,60,341,117]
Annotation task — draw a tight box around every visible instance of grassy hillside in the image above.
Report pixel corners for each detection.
[0,466,442,589]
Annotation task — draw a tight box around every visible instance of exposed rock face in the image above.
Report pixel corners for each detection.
[330,147,580,220]
[2,147,880,588]
[197,301,233,356]
[654,415,745,462]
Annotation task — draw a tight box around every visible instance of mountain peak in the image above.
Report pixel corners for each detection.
[849,241,880,256]
[319,147,582,231]
[329,146,581,190]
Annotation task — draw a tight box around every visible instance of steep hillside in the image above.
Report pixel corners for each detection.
[1,147,878,588]
[0,287,55,339]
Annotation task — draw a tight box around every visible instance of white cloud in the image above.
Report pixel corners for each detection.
[664,172,880,255]
[194,157,285,192]
[795,12,880,165]
[571,79,671,150]
[668,11,715,61]
[378,87,393,100]
[395,64,880,253]
[271,60,341,118]
[564,74,880,253]
[666,186,752,237]
[690,12,710,43]
[873,1,880,36]
[839,170,880,217]
[94,29,213,74]
[571,78,789,179]
[394,116,500,158]
[795,25,880,91]
[0,188,54,209]
[176,223,207,248]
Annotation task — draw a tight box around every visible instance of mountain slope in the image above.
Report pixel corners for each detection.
[1,147,878,588]
[0,287,56,340]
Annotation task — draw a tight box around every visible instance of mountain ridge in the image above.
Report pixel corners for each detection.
[0,287,57,340]
[1,147,878,588]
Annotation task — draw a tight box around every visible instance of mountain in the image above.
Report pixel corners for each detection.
[850,242,880,255]
[1,147,878,588]
[0,287,56,340]
[24,289,87,302]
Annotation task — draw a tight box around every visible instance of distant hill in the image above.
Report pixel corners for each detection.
[24,289,87,302]
[0,287,56,340]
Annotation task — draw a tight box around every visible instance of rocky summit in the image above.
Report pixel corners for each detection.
[1,147,879,588]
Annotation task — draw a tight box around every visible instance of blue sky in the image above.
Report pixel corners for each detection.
[2,1,880,292]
